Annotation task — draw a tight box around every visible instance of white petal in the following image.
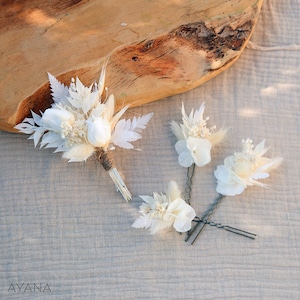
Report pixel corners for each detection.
[173,216,193,232]
[68,90,83,110]
[111,104,129,129]
[14,121,35,134]
[178,150,194,168]
[166,198,196,232]
[40,132,63,148]
[214,165,231,183]
[216,181,245,196]
[187,137,211,167]
[253,172,269,180]
[90,103,105,118]
[104,94,115,121]
[54,142,69,153]
[175,139,187,153]
[98,63,108,96]
[166,198,188,216]
[41,108,75,132]
[86,90,101,113]
[62,144,95,162]
[193,102,205,122]
[254,139,266,154]
[31,111,43,126]
[31,128,46,147]
[86,117,111,148]
[139,195,155,205]
[75,76,86,96]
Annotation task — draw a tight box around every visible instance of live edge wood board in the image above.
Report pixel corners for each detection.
[0,0,263,132]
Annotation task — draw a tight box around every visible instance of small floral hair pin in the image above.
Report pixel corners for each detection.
[132,181,196,234]
[171,102,227,203]
[186,138,283,244]
[15,66,153,202]
[132,180,255,241]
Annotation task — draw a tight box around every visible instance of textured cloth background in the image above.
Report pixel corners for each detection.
[0,1,299,299]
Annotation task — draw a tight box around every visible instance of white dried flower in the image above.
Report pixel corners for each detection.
[86,115,112,148]
[214,139,283,196]
[132,181,196,234]
[15,66,153,201]
[171,102,227,168]
[15,67,153,162]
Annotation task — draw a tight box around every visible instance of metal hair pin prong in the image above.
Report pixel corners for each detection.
[185,194,224,243]
[186,217,256,244]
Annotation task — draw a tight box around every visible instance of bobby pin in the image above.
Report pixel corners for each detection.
[186,217,256,244]
[186,194,224,243]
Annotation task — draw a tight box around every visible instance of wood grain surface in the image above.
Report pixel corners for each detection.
[0,0,263,132]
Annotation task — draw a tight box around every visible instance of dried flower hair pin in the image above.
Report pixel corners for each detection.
[131,180,254,240]
[186,138,283,244]
[132,105,251,240]
[170,104,264,243]
[15,66,153,202]
[132,181,196,234]
[170,102,227,204]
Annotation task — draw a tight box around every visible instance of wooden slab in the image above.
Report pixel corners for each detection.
[0,0,263,132]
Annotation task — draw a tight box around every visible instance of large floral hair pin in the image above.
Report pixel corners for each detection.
[15,66,153,201]
[186,138,283,244]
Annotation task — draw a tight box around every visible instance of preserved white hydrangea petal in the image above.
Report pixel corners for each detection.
[214,139,283,196]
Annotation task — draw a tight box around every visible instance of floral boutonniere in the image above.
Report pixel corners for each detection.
[15,66,153,201]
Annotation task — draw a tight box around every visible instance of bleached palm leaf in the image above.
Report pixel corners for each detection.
[111,113,153,149]
[47,73,69,106]
[132,215,153,229]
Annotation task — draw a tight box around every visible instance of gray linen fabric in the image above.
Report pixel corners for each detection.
[0,1,299,299]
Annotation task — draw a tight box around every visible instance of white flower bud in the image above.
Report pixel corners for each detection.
[86,117,111,148]
[41,108,75,132]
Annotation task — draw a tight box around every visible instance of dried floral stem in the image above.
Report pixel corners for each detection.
[185,194,224,244]
[98,149,132,202]
[184,164,195,205]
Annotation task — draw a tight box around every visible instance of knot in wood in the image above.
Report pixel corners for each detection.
[141,39,155,52]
